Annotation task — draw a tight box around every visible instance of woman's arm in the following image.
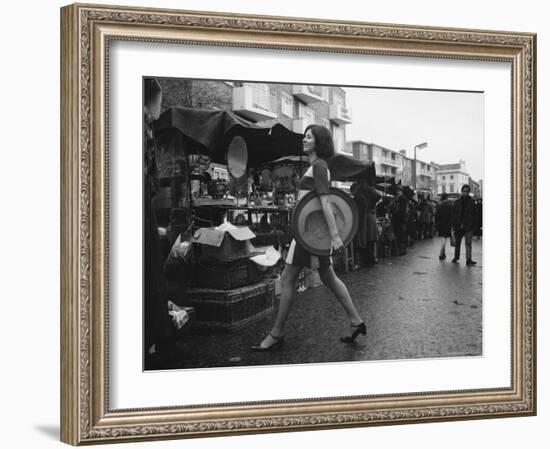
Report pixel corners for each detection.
[312,159,344,250]
[320,195,343,251]
[311,159,343,251]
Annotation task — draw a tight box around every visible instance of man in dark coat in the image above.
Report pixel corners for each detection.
[417,194,429,239]
[391,185,408,256]
[435,193,453,260]
[451,184,477,266]
[353,179,381,266]
[406,198,418,245]
[474,199,483,239]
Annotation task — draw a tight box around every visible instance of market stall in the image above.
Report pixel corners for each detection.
[153,107,303,235]
[156,107,304,331]
[155,107,376,331]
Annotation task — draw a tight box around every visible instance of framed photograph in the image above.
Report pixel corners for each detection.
[60,3,536,445]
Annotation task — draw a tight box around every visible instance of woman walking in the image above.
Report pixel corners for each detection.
[252,125,366,351]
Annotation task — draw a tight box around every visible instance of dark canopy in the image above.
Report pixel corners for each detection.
[372,175,416,198]
[153,107,376,184]
[327,154,376,184]
[154,107,304,168]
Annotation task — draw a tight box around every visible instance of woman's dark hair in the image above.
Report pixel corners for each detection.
[461,184,471,193]
[304,124,335,160]
[440,192,448,201]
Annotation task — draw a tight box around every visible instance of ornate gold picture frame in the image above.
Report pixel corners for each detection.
[60,3,536,445]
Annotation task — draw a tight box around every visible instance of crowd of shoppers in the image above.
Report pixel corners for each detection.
[352,182,482,267]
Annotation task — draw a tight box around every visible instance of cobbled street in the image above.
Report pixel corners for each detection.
[163,237,482,370]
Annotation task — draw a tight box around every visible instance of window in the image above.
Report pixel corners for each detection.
[322,86,329,102]
[321,117,330,129]
[442,184,446,193]
[333,126,345,153]
[442,175,446,180]
[280,92,293,118]
[332,91,344,107]
[298,103,315,128]
[450,184,455,193]
[250,83,271,111]
[450,175,454,180]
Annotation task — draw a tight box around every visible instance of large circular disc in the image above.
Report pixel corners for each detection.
[227,135,248,179]
[291,187,359,256]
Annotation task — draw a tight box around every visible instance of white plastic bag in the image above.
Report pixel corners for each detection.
[167,300,190,330]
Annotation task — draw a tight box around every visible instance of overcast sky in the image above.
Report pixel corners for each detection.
[344,87,484,181]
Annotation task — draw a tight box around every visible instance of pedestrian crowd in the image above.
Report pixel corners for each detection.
[352,182,482,268]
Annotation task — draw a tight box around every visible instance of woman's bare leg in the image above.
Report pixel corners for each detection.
[318,265,363,325]
[271,264,302,335]
[440,237,447,258]
[257,264,302,348]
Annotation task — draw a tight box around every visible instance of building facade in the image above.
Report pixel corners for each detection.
[468,178,482,199]
[346,140,438,197]
[347,142,405,178]
[159,78,352,153]
[436,160,471,197]
[413,160,438,197]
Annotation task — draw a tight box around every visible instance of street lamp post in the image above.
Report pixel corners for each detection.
[413,142,428,191]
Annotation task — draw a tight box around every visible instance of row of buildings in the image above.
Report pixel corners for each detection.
[347,141,482,199]
[157,78,482,199]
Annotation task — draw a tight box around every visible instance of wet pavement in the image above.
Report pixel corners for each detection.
[161,237,482,370]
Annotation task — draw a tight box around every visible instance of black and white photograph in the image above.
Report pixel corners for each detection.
[51,1,538,446]
[143,77,484,371]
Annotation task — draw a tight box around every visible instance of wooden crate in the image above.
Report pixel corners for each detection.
[177,279,275,333]
[195,258,260,290]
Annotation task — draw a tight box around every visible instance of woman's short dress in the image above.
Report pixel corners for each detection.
[285,159,332,269]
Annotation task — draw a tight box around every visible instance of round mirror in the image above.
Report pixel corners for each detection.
[227,135,248,179]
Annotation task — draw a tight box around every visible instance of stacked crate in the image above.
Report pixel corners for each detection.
[178,226,275,332]
[181,280,275,333]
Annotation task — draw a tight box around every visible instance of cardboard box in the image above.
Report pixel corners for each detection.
[192,226,256,261]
